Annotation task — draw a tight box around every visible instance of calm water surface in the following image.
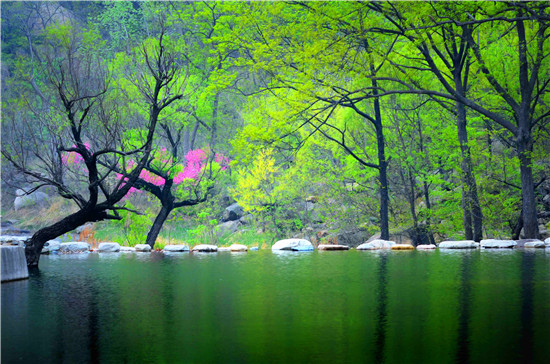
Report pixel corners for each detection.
[2,249,550,363]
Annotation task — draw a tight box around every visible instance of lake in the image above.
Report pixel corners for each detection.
[2,249,550,363]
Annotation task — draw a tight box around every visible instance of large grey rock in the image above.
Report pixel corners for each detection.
[272,239,314,251]
[97,242,121,252]
[120,246,136,252]
[14,190,48,211]
[439,240,479,249]
[41,240,61,254]
[480,239,517,249]
[1,246,29,282]
[163,245,189,252]
[59,242,90,253]
[192,244,218,252]
[545,238,550,246]
[223,203,244,222]
[356,239,396,250]
[135,244,151,252]
[239,214,254,225]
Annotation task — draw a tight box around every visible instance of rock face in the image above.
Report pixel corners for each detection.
[416,244,436,250]
[524,240,546,248]
[318,244,349,251]
[326,228,371,248]
[59,242,90,253]
[272,239,314,251]
[120,246,136,252]
[97,242,121,252]
[163,245,189,252]
[391,244,414,250]
[14,190,48,211]
[1,246,29,282]
[480,239,517,249]
[75,223,94,234]
[192,244,218,252]
[230,244,248,252]
[439,240,479,249]
[135,244,152,252]
[356,239,396,250]
[216,220,242,236]
[223,203,244,222]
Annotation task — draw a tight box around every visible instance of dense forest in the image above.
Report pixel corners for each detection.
[1,1,550,265]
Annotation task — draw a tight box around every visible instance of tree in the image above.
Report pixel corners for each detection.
[365,1,550,238]
[2,22,185,266]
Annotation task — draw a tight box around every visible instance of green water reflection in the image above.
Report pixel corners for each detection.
[2,249,550,363]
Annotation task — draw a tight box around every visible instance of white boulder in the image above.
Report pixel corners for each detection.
[545,238,550,247]
[416,244,436,250]
[59,242,90,253]
[135,244,151,252]
[97,242,121,252]
[271,239,314,251]
[163,245,189,252]
[356,239,396,250]
[41,240,61,254]
[524,240,545,248]
[439,240,479,249]
[480,239,517,249]
[120,246,136,252]
[230,244,248,252]
[192,244,218,252]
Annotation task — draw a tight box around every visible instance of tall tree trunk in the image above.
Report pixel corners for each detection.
[423,181,436,245]
[370,60,390,240]
[146,203,173,248]
[517,125,539,238]
[455,78,483,241]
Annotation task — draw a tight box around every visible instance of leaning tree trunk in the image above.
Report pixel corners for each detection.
[25,208,103,267]
[145,204,173,248]
[517,126,539,239]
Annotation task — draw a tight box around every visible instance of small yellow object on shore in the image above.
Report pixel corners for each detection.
[391,244,415,250]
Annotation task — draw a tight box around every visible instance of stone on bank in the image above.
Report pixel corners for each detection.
[356,239,396,250]
[230,244,248,252]
[439,240,479,249]
[59,242,90,253]
[163,245,190,252]
[318,244,349,251]
[480,239,517,249]
[135,244,151,252]
[272,239,314,251]
[97,242,121,252]
[192,244,218,252]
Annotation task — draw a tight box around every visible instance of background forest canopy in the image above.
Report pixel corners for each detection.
[2,1,550,257]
